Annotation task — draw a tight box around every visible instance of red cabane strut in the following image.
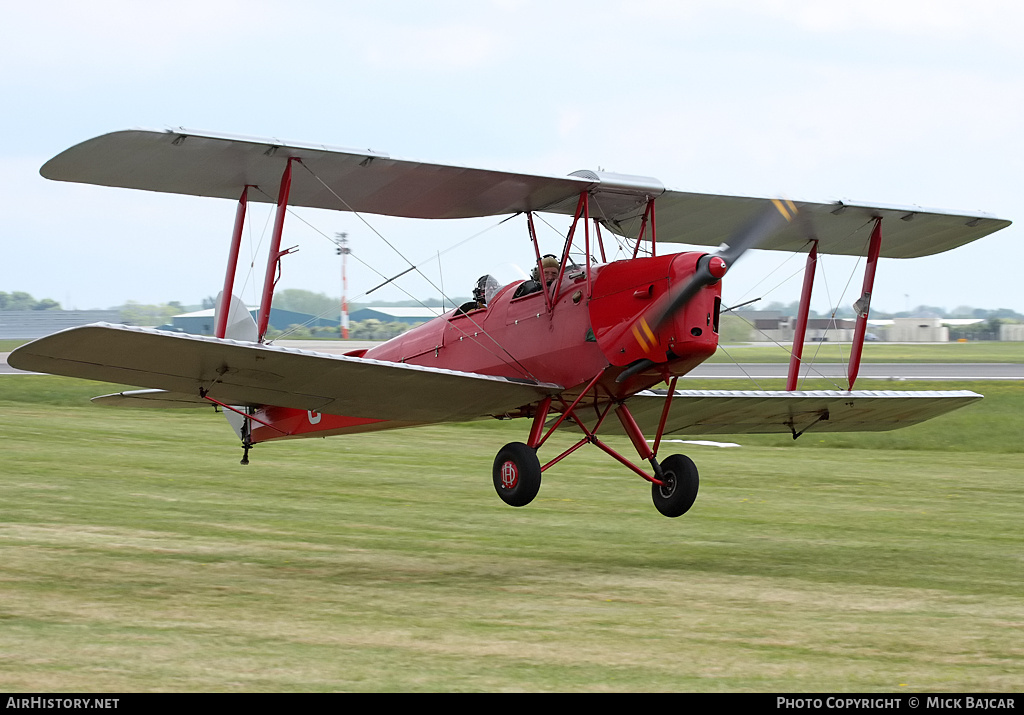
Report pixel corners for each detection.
[519,191,675,486]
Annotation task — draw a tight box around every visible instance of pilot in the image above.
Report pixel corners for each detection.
[455,275,491,315]
[538,254,560,286]
[513,255,560,298]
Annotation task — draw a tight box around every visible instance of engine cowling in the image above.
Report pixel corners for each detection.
[588,253,721,370]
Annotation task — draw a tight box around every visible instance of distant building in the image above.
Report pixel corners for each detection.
[170,307,340,336]
[349,307,445,325]
[0,310,120,339]
[889,317,949,342]
[999,323,1024,341]
[735,310,859,342]
[0,305,343,340]
[167,308,216,336]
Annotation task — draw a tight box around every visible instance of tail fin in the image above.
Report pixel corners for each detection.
[215,291,258,342]
[214,292,259,440]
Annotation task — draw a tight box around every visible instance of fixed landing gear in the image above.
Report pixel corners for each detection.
[490,441,700,517]
[651,454,699,518]
[491,376,699,517]
[492,442,542,507]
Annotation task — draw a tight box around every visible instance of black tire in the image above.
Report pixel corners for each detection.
[652,454,699,517]
[492,442,542,507]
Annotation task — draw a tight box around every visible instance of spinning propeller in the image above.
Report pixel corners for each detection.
[618,198,798,382]
[650,198,798,331]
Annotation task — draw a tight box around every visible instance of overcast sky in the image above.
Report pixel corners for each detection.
[3,0,1021,316]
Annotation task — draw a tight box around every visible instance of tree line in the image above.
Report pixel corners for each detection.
[7,288,1020,342]
[0,292,61,311]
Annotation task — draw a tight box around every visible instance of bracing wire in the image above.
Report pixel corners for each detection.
[257,165,542,381]
[731,249,805,307]
[296,162,475,306]
[714,343,765,390]
[799,219,876,387]
[721,306,846,390]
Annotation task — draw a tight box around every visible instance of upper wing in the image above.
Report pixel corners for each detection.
[41,128,590,220]
[8,323,561,422]
[599,388,983,437]
[605,192,1011,259]
[43,128,1010,258]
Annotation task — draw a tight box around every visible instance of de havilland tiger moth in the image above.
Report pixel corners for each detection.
[10,128,1011,517]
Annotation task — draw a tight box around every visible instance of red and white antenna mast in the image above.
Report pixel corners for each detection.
[334,232,351,339]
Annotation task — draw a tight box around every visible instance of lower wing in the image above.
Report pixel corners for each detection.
[9,323,561,423]
[612,388,982,438]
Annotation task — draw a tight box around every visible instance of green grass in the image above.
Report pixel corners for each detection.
[1,377,1022,692]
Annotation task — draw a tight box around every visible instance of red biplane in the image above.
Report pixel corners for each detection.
[11,129,1011,517]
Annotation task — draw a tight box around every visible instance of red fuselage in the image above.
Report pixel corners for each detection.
[250,252,721,443]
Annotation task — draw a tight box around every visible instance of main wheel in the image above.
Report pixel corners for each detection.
[652,454,699,517]
[492,442,542,507]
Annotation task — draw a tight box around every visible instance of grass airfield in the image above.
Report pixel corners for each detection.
[1,376,1022,692]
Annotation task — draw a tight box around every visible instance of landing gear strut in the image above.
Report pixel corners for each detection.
[490,373,702,517]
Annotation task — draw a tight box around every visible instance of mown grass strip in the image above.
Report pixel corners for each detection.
[1,377,1022,691]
